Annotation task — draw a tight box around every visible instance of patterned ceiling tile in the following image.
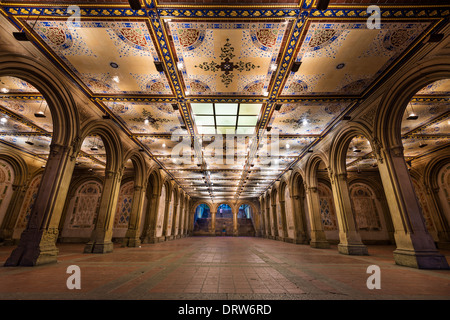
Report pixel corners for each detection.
[104,101,184,134]
[0,98,53,132]
[282,22,430,96]
[416,79,450,95]
[169,22,287,96]
[401,101,448,135]
[402,137,449,157]
[0,76,39,93]
[30,20,171,95]
[0,134,51,154]
[414,117,450,135]
[268,101,350,135]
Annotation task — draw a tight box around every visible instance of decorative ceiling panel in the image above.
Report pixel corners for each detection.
[268,101,351,135]
[0,76,39,93]
[282,22,430,96]
[104,101,184,134]
[401,101,448,135]
[169,22,287,96]
[0,98,53,132]
[30,20,171,95]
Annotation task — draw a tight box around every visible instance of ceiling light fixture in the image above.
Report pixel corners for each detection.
[128,0,142,11]
[177,61,184,70]
[316,0,330,10]
[112,76,120,83]
[291,61,302,73]
[1,88,9,94]
[0,117,7,124]
[270,63,277,71]
[286,143,290,149]
[406,102,418,120]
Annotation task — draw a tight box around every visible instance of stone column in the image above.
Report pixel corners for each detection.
[279,200,288,240]
[376,145,448,269]
[271,203,278,239]
[425,184,450,249]
[162,198,171,240]
[210,210,216,236]
[171,201,179,239]
[84,168,123,253]
[291,195,309,244]
[265,203,271,238]
[305,186,330,249]
[233,209,239,236]
[0,183,27,245]
[329,172,368,255]
[5,143,76,266]
[123,184,146,247]
[177,198,184,238]
[142,193,159,244]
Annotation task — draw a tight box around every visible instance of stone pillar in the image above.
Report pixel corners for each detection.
[279,200,288,240]
[123,184,146,247]
[291,195,309,244]
[233,209,238,236]
[425,184,450,249]
[84,168,123,254]
[177,198,184,238]
[271,203,278,239]
[265,203,271,238]
[376,145,448,269]
[171,201,179,239]
[305,186,330,249]
[162,198,171,240]
[5,143,76,266]
[142,193,159,244]
[329,172,368,255]
[210,210,216,236]
[0,183,27,245]
[259,203,266,237]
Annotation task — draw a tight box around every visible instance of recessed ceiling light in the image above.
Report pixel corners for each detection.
[302,119,308,125]
[112,76,120,83]
[263,91,269,96]
[162,143,166,148]
[177,61,184,70]
[1,88,9,93]
[0,117,7,124]
[144,119,149,124]
[270,63,277,71]
[286,143,290,149]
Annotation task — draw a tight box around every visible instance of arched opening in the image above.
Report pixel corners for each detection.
[0,160,15,227]
[193,203,211,234]
[291,172,309,244]
[344,135,394,245]
[400,78,450,249]
[375,72,450,268]
[0,76,52,243]
[215,203,233,236]
[237,203,255,237]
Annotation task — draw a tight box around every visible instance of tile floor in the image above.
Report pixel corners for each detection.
[0,237,449,300]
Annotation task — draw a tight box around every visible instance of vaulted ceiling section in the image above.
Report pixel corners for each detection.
[0,0,448,201]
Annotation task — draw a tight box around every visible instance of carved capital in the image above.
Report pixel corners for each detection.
[308,186,318,193]
[49,143,69,157]
[389,145,404,158]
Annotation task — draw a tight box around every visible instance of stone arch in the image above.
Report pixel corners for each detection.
[122,150,147,189]
[375,58,450,150]
[79,120,124,173]
[0,153,28,188]
[305,152,329,189]
[328,123,373,177]
[0,54,79,147]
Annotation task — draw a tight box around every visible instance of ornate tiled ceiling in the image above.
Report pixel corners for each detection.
[0,0,448,201]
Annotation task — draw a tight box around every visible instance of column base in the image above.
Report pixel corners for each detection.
[4,229,59,266]
[338,243,369,255]
[122,237,141,247]
[310,240,330,249]
[84,241,114,254]
[393,248,449,269]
